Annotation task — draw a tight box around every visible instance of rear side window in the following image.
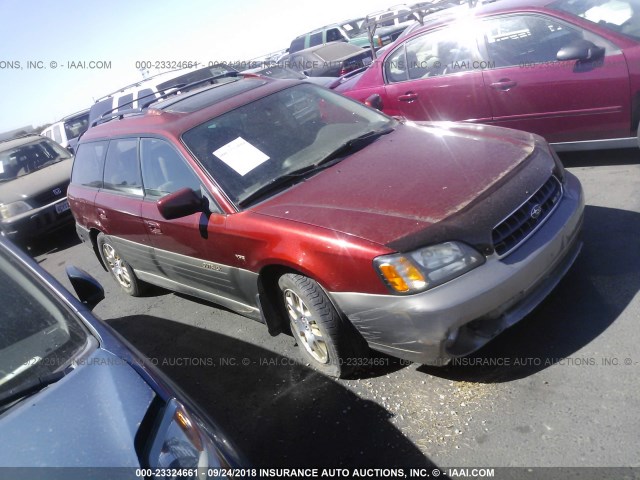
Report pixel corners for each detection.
[140,138,201,198]
[326,28,343,42]
[310,31,323,47]
[71,141,108,188]
[103,138,142,195]
[117,93,134,111]
[89,99,114,126]
[137,88,156,108]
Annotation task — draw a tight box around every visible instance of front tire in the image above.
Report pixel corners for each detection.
[278,273,368,378]
[97,233,145,296]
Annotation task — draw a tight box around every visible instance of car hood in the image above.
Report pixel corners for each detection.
[253,121,545,250]
[0,158,72,204]
[0,347,155,467]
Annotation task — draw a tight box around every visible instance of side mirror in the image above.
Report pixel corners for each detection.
[557,39,605,62]
[65,266,105,310]
[365,93,383,111]
[157,187,203,220]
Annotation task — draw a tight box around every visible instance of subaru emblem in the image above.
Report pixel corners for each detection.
[530,204,543,220]
[53,188,62,195]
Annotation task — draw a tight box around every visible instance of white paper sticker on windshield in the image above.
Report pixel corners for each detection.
[213,136,269,176]
[0,162,4,174]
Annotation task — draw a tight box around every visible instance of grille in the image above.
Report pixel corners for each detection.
[30,183,68,207]
[492,176,562,256]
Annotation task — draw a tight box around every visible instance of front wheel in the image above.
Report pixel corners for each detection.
[97,233,145,296]
[278,273,368,378]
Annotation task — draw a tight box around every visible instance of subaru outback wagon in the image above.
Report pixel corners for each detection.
[68,76,584,378]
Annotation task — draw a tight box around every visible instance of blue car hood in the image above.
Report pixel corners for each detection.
[0,347,155,467]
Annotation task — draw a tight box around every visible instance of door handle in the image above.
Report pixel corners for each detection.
[490,79,517,91]
[144,220,162,235]
[96,208,107,220]
[398,92,419,102]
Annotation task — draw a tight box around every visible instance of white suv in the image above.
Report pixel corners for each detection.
[41,109,89,153]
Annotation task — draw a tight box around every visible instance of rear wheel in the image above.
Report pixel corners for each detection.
[278,273,368,378]
[97,233,145,296]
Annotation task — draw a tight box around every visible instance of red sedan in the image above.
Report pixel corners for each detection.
[334,0,640,151]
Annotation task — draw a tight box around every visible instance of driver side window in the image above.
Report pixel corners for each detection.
[140,138,202,198]
[483,15,596,67]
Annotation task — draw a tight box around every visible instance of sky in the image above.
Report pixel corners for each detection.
[0,0,398,132]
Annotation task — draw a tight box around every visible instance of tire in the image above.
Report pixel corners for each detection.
[278,273,368,378]
[97,233,145,297]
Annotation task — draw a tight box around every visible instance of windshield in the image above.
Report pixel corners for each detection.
[63,112,89,141]
[182,83,395,205]
[0,248,89,403]
[0,138,72,182]
[550,0,640,40]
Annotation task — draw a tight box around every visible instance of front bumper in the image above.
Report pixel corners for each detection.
[0,198,73,243]
[330,171,585,365]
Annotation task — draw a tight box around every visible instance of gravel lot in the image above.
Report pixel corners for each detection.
[30,149,640,472]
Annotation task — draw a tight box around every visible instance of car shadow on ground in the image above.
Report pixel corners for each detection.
[107,315,436,469]
[22,225,80,259]
[171,292,410,379]
[418,205,640,383]
[558,148,638,168]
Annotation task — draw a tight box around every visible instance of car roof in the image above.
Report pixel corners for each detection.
[0,134,46,150]
[80,77,302,142]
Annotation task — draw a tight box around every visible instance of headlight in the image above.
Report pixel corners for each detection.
[374,241,485,294]
[146,398,231,475]
[0,201,33,220]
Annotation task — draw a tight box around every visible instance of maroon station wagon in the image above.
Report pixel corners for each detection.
[68,76,584,377]
[334,0,640,151]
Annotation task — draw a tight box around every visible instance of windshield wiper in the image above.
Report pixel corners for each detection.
[238,126,394,207]
[314,126,394,167]
[238,163,326,207]
[0,371,65,409]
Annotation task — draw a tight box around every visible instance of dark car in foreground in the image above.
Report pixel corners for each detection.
[279,42,373,77]
[68,76,584,378]
[335,0,640,151]
[0,236,243,472]
[0,135,74,243]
